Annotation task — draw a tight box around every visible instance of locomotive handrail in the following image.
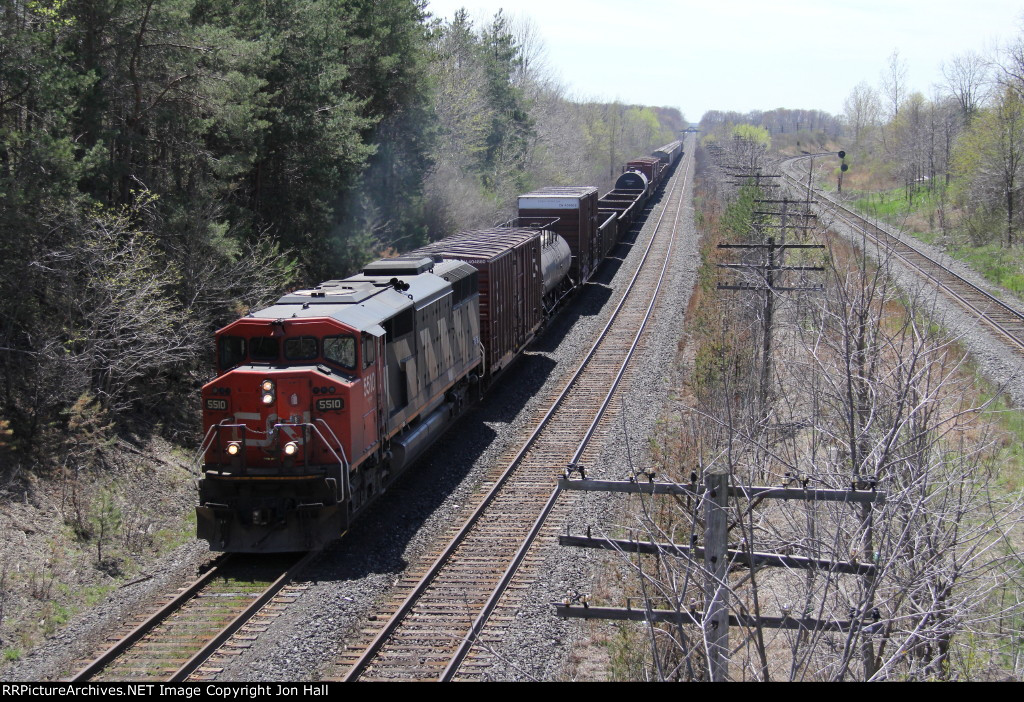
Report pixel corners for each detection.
[193,420,248,475]
[313,418,350,504]
[311,418,348,465]
[272,421,348,468]
[273,421,348,502]
[194,424,220,474]
[196,421,347,497]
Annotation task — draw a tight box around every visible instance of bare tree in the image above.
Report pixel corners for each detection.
[942,50,990,123]
[881,50,909,120]
[997,33,1024,97]
[955,86,1024,246]
[843,81,882,146]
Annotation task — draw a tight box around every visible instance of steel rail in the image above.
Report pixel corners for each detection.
[438,143,694,682]
[782,156,1024,352]
[68,555,230,682]
[828,206,1024,348]
[170,549,319,682]
[341,144,694,683]
[70,550,315,682]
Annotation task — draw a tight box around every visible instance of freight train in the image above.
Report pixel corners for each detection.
[195,140,683,552]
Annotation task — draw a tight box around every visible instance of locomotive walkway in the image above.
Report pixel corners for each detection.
[335,137,696,682]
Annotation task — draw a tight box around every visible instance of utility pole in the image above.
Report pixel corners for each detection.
[717,233,824,415]
[555,475,887,680]
[704,470,730,681]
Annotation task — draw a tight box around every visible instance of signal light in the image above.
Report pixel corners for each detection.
[226,442,241,456]
[261,379,276,405]
[283,442,298,456]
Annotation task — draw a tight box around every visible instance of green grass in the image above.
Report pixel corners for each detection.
[57,582,115,609]
[849,186,1024,300]
[3,648,20,662]
[979,390,1024,493]
[607,623,650,681]
[39,601,71,636]
[948,244,1024,297]
[852,184,945,222]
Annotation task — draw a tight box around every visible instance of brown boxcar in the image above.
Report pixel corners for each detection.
[624,157,664,191]
[518,186,600,283]
[410,229,544,377]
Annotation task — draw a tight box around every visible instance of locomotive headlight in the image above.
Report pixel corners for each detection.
[226,442,241,456]
[283,442,298,456]
[261,379,276,405]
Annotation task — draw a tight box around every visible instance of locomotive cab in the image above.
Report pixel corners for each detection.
[197,317,385,552]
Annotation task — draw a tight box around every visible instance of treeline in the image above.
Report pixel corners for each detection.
[838,46,1024,248]
[700,107,842,144]
[0,1,681,465]
[423,9,681,235]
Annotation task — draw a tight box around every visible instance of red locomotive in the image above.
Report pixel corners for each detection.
[196,143,682,552]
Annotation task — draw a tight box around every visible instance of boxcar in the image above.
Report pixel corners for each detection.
[653,140,683,169]
[409,228,545,377]
[518,187,600,284]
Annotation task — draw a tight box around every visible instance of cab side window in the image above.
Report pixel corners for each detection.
[363,335,376,369]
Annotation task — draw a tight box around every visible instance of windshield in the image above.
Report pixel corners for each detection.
[324,335,356,370]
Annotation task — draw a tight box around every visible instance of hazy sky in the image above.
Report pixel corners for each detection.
[425,0,1023,121]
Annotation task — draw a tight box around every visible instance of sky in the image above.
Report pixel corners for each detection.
[425,0,1024,122]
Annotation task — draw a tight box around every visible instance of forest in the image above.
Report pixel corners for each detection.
[0,0,683,466]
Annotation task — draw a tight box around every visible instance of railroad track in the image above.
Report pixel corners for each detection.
[782,156,1024,354]
[69,550,316,682]
[336,142,695,682]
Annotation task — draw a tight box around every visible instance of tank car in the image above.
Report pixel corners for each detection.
[615,170,649,193]
[624,156,665,192]
[196,227,570,552]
